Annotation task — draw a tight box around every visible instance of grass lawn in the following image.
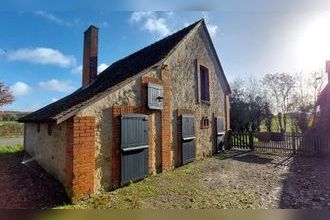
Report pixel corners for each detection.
[259,116,296,133]
[0,144,23,154]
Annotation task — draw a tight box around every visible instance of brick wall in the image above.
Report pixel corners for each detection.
[141,76,161,173]
[160,66,171,171]
[141,71,172,171]
[65,116,96,202]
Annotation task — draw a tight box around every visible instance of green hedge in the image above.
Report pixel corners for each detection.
[0,122,24,137]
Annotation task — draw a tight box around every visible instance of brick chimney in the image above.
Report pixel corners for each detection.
[82,25,98,88]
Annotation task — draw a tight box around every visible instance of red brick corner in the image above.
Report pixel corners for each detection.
[65,116,96,202]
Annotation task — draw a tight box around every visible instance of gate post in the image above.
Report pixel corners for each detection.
[249,132,254,151]
[292,133,296,155]
[225,130,232,150]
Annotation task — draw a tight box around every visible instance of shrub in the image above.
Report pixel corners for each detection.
[0,122,24,137]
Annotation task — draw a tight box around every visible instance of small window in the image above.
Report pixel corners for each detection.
[201,116,209,129]
[37,123,40,133]
[200,65,210,102]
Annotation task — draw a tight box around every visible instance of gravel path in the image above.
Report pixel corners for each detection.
[0,137,23,146]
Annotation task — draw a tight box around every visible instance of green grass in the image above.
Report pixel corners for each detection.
[259,116,296,133]
[0,144,23,154]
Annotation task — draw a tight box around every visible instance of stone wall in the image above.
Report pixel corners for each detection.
[78,70,162,191]
[24,21,230,196]
[76,22,229,191]
[24,122,67,185]
[164,23,227,166]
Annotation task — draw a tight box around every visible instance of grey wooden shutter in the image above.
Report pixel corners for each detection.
[121,114,149,185]
[181,115,196,164]
[182,115,195,139]
[148,82,163,110]
[121,114,148,150]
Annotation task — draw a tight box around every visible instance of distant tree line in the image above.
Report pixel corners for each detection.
[230,71,325,133]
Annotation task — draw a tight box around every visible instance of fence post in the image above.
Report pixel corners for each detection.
[225,130,232,150]
[249,132,254,151]
[292,133,296,155]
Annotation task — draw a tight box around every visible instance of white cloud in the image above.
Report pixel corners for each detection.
[201,11,219,38]
[130,11,171,37]
[7,47,76,68]
[102,21,109,27]
[71,63,109,75]
[207,24,218,38]
[130,11,154,22]
[98,63,109,73]
[35,11,73,27]
[10,82,32,97]
[51,98,58,102]
[39,79,75,93]
[71,65,82,74]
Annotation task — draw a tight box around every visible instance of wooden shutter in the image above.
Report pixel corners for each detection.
[121,114,149,185]
[147,82,163,110]
[181,115,196,164]
[121,114,148,150]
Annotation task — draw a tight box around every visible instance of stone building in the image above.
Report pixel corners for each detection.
[315,61,330,135]
[19,19,231,201]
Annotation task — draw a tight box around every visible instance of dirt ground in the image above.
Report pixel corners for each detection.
[0,151,69,209]
[1,149,330,209]
[76,151,330,209]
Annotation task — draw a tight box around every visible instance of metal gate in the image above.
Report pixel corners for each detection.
[121,114,149,185]
[181,115,195,164]
[216,117,225,152]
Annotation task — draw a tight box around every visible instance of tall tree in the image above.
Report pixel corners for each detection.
[230,78,272,132]
[262,73,296,132]
[0,82,14,109]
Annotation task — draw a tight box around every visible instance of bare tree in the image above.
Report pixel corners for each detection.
[290,71,326,132]
[230,78,272,132]
[0,82,14,109]
[262,73,296,132]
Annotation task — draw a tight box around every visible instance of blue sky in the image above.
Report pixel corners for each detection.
[1,8,330,111]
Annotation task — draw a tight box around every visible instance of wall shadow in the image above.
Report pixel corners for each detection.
[0,152,69,208]
[279,155,330,209]
[229,153,273,164]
